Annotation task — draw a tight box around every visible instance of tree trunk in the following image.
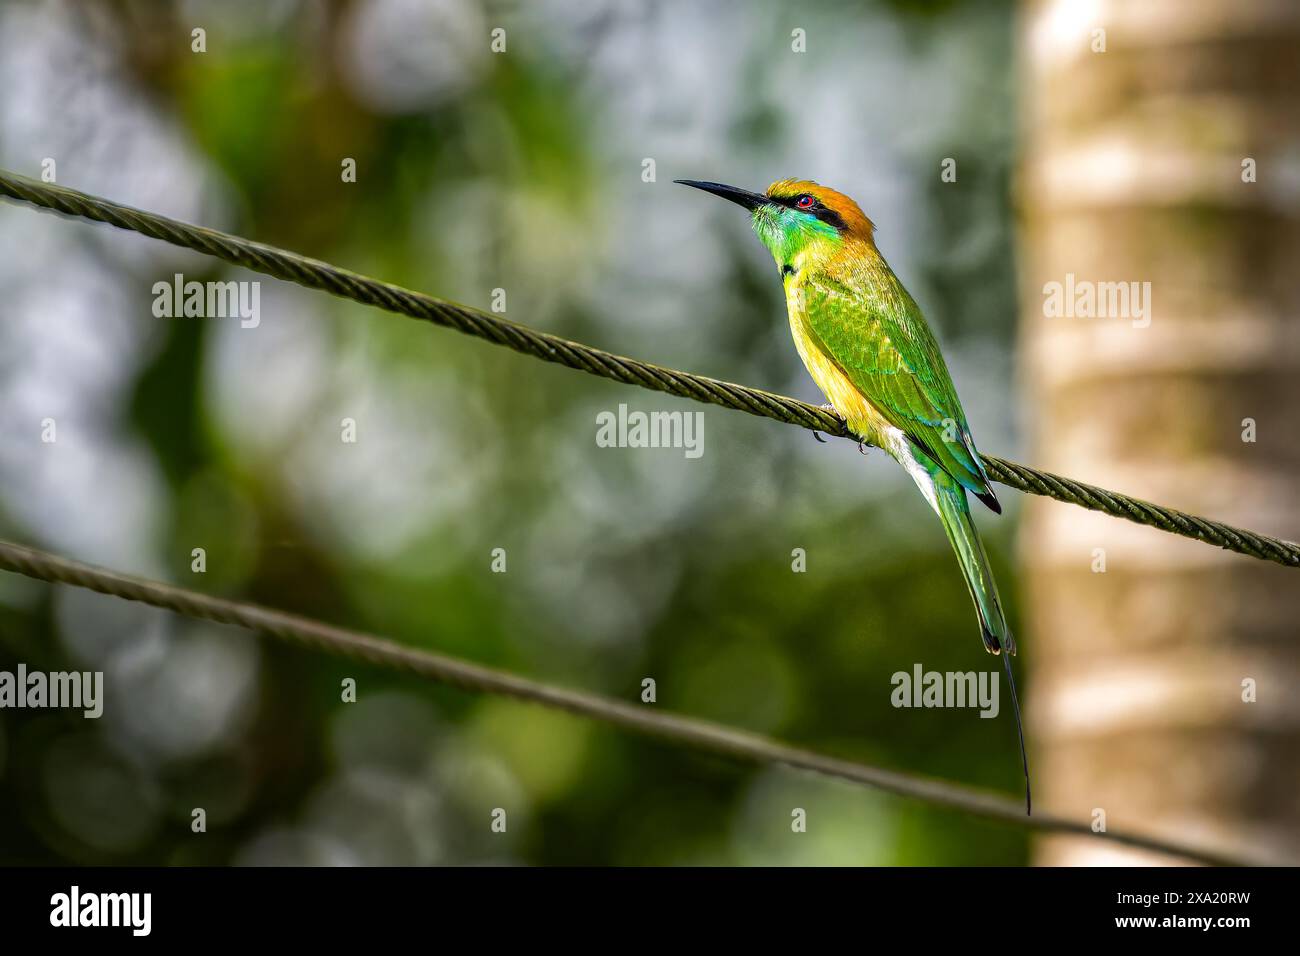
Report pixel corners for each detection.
[1018,0,1300,865]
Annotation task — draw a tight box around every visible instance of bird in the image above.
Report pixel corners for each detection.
[676,177,1030,814]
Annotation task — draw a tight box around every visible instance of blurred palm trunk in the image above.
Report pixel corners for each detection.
[1018,0,1300,864]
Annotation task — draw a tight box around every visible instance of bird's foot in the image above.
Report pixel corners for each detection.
[813,403,843,444]
[812,404,868,454]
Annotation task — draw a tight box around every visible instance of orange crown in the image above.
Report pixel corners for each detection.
[766,179,876,240]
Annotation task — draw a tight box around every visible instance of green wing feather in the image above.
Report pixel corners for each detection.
[801,268,999,510]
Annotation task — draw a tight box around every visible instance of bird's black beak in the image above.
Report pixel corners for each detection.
[674,180,768,212]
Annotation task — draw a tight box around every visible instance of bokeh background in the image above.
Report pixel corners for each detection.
[0,0,1295,866]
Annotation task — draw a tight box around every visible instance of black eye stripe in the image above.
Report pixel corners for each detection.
[776,194,819,211]
[813,207,846,230]
[771,193,845,231]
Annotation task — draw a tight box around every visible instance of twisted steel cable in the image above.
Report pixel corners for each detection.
[1,169,1297,567]
[0,538,1251,867]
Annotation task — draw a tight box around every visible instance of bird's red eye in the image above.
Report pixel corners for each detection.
[796,195,815,209]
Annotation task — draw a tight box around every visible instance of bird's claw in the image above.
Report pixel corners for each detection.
[811,403,867,453]
[813,404,840,444]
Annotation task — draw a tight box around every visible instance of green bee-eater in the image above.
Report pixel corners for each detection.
[677,178,1029,812]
